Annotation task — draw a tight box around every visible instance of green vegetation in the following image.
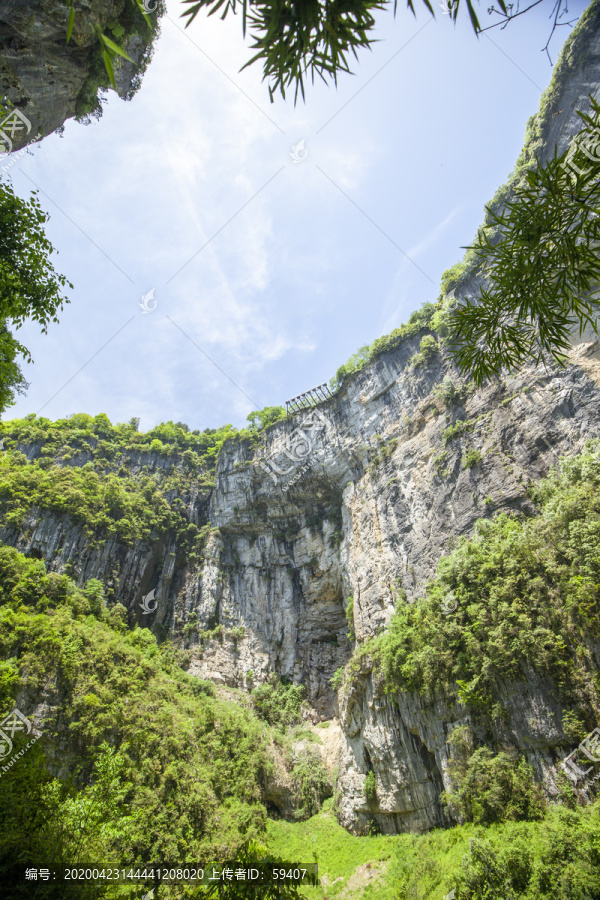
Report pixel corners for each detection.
[390,800,600,900]
[448,96,600,384]
[0,415,228,575]
[0,182,73,415]
[2,425,600,897]
[462,448,482,469]
[251,675,307,730]
[68,0,162,117]
[439,1,600,298]
[291,755,332,819]
[181,0,554,104]
[330,302,439,391]
[0,543,269,881]
[364,771,376,803]
[0,544,320,898]
[246,405,286,431]
[0,409,293,571]
[441,725,546,825]
[266,800,398,900]
[408,334,439,369]
[266,796,600,899]
[330,667,345,690]
[442,418,473,445]
[345,596,355,642]
[434,376,466,407]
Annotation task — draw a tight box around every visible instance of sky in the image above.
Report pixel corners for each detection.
[1,0,589,433]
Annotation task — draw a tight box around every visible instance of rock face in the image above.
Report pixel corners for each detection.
[2,0,600,836]
[0,0,160,151]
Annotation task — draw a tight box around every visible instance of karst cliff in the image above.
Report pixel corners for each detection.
[1,0,600,840]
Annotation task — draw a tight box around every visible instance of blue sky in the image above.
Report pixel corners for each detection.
[2,0,588,432]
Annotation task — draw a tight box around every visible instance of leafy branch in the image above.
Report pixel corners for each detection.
[448,95,600,385]
[481,0,576,63]
[177,0,578,104]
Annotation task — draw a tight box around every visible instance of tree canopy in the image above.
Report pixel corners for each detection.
[179,0,542,102]
[0,182,72,416]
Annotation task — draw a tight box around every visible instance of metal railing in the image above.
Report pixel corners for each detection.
[285,383,332,415]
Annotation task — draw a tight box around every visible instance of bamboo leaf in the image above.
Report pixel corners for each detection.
[67,6,75,43]
[98,32,134,63]
[103,47,116,89]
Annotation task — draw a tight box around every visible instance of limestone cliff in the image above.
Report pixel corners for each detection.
[1,0,600,838]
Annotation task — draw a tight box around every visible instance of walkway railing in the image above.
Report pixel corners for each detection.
[285,383,332,415]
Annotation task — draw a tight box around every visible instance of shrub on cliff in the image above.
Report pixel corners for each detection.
[251,675,306,729]
[442,746,546,826]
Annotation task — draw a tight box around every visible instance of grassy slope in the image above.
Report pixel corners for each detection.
[267,798,600,900]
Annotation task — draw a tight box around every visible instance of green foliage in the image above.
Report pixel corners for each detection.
[430,297,455,340]
[388,801,600,900]
[0,323,28,418]
[180,0,515,104]
[182,0,386,103]
[330,301,438,391]
[0,182,73,415]
[251,675,306,729]
[364,770,377,802]
[409,333,440,369]
[330,344,372,391]
[0,182,72,336]
[345,596,355,641]
[419,334,438,359]
[462,448,482,469]
[195,839,309,898]
[442,418,472,445]
[67,0,161,112]
[433,376,464,407]
[246,405,286,431]
[268,788,600,900]
[561,709,588,742]
[432,449,450,478]
[330,666,345,690]
[442,741,546,825]
[0,414,240,570]
[438,1,599,308]
[0,543,275,873]
[292,754,332,819]
[448,96,600,385]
